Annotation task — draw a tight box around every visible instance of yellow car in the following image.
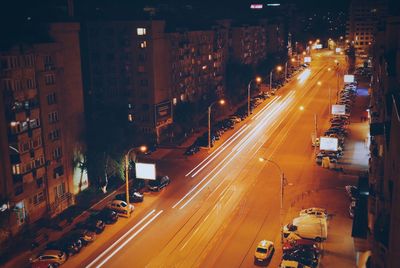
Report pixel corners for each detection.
[254,240,274,264]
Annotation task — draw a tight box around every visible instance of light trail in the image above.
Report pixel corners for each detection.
[297,69,311,83]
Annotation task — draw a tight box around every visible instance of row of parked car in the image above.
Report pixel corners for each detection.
[315,81,357,166]
[253,207,326,267]
[184,92,274,155]
[29,176,171,267]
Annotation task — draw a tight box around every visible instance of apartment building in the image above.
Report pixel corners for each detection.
[358,15,400,268]
[346,0,388,55]
[0,23,86,234]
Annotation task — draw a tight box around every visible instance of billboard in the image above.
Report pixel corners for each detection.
[335,47,342,53]
[155,101,172,127]
[304,56,312,63]
[135,162,156,180]
[332,104,346,115]
[250,4,263,9]
[315,44,323,49]
[344,74,355,83]
[320,137,339,151]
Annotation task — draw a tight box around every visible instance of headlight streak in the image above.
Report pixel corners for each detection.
[86,209,160,268]
[297,69,311,83]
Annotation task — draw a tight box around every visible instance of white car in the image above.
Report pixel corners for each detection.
[229,116,241,123]
[299,207,327,218]
[107,200,134,217]
[254,240,274,264]
[30,249,67,265]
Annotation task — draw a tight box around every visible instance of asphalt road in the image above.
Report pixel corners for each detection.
[64,50,348,268]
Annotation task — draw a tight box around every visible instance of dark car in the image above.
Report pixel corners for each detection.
[131,179,145,192]
[115,192,144,203]
[148,176,170,191]
[46,235,83,256]
[69,229,96,246]
[94,208,118,224]
[282,248,319,268]
[185,144,200,155]
[77,216,105,234]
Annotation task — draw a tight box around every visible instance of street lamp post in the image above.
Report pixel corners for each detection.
[125,145,147,217]
[270,66,282,93]
[208,99,225,149]
[247,77,262,117]
[259,157,286,244]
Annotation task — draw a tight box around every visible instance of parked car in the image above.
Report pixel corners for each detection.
[75,217,105,234]
[254,240,274,264]
[349,200,356,218]
[229,115,241,123]
[185,144,200,155]
[131,179,145,192]
[148,175,171,191]
[30,250,67,267]
[31,260,63,268]
[299,208,327,219]
[69,229,96,246]
[282,248,319,268]
[46,235,83,256]
[94,208,118,224]
[107,200,134,217]
[345,185,359,200]
[115,191,144,203]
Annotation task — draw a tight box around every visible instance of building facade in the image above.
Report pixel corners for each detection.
[0,23,86,234]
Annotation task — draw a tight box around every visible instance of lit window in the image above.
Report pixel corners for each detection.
[128,114,133,122]
[173,98,177,105]
[137,28,147,36]
[140,41,147,48]
[202,65,207,70]
[208,54,212,60]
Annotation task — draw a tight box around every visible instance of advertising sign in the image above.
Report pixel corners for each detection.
[304,56,312,63]
[332,104,346,115]
[320,137,339,151]
[135,162,156,180]
[344,74,355,83]
[315,44,322,49]
[335,47,341,53]
[155,101,172,127]
[250,4,263,9]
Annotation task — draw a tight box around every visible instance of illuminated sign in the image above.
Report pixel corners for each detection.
[250,4,263,9]
[315,44,322,49]
[135,162,156,180]
[320,137,339,151]
[335,48,341,53]
[344,74,355,83]
[332,104,346,115]
[304,56,312,63]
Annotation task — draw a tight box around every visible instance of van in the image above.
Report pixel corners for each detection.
[283,216,328,242]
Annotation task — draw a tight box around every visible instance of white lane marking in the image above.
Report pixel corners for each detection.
[86,209,156,268]
[185,124,248,177]
[93,210,163,268]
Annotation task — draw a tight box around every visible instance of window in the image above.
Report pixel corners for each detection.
[137,66,145,73]
[140,79,148,86]
[53,147,62,160]
[34,155,45,168]
[45,74,55,85]
[53,165,64,179]
[31,136,42,148]
[12,164,21,175]
[54,182,66,198]
[14,185,23,196]
[27,78,35,89]
[48,111,59,123]
[30,191,45,206]
[140,41,147,48]
[47,92,57,105]
[48,129,61,141]
[43,55,53,65]
[2,79,12,90]
[20,142,30,152]
[137,28,147,35]
[14,80,21,91]
[24,55,34,67]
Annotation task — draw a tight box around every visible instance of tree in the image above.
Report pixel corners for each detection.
[225,59,253,104]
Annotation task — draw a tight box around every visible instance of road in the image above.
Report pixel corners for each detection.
[65,50,347,268]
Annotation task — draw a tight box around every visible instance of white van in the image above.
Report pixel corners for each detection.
[283,216,328,242]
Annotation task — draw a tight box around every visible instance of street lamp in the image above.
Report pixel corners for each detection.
[208,99,225,149]
[269,66,283,93]
[248,77,262,117]
[125,145,147,217]
[259,157,286,244]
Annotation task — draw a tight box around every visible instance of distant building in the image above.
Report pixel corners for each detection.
[346,0,388,55]
[0,23,86,234]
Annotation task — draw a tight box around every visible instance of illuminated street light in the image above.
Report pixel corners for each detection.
[125,145,147,217]
[308,40,313,45]
[259,157,286,244]
[270,66,283,93]
[299,106,304,111]
[276,65,283,72]
[208,99,225,148]
[248,77,262,117]
[317,81,322,86]
[328,67,332,71]
[316,39,320,43]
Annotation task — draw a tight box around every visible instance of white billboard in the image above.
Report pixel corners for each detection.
[135,162,156,180]
[344,74,355,83]
[320,137,339,151]
[335,47,341,53]
[304,56,312,63]
[332,104,346,115]
[315,44,322,49]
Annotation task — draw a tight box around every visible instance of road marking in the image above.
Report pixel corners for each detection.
[86,209,158,268]
[92,210,163,268]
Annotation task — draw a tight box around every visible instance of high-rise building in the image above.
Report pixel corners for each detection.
[346,0,388,55]
[0,23,87,234]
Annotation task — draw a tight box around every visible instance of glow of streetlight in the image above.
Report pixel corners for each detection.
[291,58,296,62]
[219,99,225,105]
[139,145,147,153]
[317,81,322,86]
[299,106,304,111]
[308,40,313,45]
[302,51,306,56]
[328,67,332,71]
[256,76,262,83]
[276,65,283,72]
[316,39,320,43]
